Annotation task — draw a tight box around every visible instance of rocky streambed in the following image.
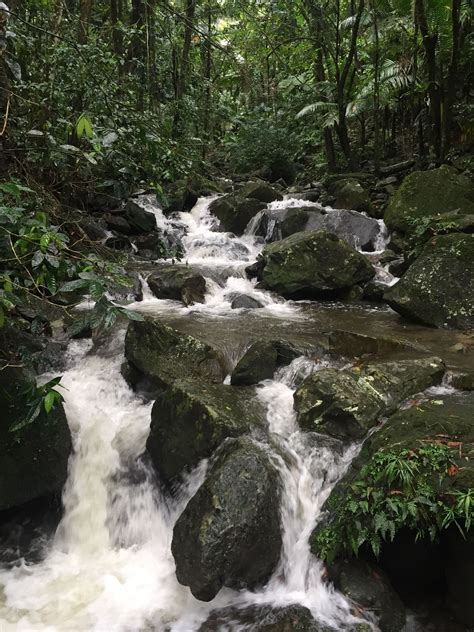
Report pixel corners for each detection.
[0,171,473,632]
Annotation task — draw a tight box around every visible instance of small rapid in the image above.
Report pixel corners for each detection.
[0,192,392,631]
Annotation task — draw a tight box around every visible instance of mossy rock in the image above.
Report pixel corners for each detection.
[209,194,266,235]
[171,437,282,601]
[124,319,226,388]
[240,181,283,203]
[147,380,265,484]
[329,559,406,632]
[384,166,474,234]
[147,265,207,305]
[384,233,474,329]
[259,230,374,299]
[294,357,444,441]
[329,178,372,213]
[0,367,72,512]
[311,392,474,560]
[198,604,335,631]
[231,341,279,386]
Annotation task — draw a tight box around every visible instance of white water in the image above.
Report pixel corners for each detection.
[0,193,387,631]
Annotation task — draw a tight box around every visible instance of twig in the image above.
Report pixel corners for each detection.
[0,96,10,136]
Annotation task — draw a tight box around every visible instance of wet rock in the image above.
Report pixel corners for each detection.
[104,235,133,251]
[198,604,333,631]
[384,165,474,234]
[80,219,108,241]
[163,179,199,213]
[124,200,157,233]
[289,189,321,203]
[328,178,372,214]
[255,207,379,251]
[240,181,283,203]
[449,371,474,390]
[363,280,387,302]
[104,213,133,235]
[258,231,375,299]
[231,341,278,385]
[384,233,474,329]
[209,195,266,235]
[322,330,408,359]
[445,528,474,627]
[132,232,162,251]
[147,265,207,305]
[0,366,72,512]
[329,559,406,632]
[294,357,444,441]
[229,293,264,309]
[311,393,474,570]
[148,381,262,484]
[124,319,225,387]
[172,437,282,601]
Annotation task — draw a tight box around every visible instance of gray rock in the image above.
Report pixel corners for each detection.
[147,265,207,305]
[172,437,282,600]
[231,341,278,385]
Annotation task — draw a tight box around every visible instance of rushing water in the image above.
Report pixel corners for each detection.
[0,195,395,630]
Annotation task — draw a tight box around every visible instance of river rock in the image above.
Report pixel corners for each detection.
[124,319,225,388]
[148,380,263,484]
[198,604,334,631]
[147,265,207,305]
[289,189,321,203]
[229,293,264,309]
[384,233,474,329]
[231,341,278,385]
[171,437,282,601]
[240,181,283,203]
[294,357,444,441]
[209,195,266,235]
[255,207,380,251]
[124,200,157,233]
[329,559,406,632]
[312,392,474,568]
[384,165,474,234]
[104,213,133,235]
[258,231,375,299]
[163,179,199,213]
[0,366,72,512]
[328,178,372,214]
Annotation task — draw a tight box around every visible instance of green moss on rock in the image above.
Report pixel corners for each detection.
[259,230,375,298]
[384,166,474,234]
[384,233,474,329]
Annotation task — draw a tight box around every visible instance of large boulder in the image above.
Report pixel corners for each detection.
[294,357,444,441]
[171,437,282,601]
[0,366,72,511]
[124,200,157,233]
[258,231,375,299]
[209,195,266,235]
[147,265,207,305]
[328,178,372,213]
[147,381,263,484]
[384,233,474,329]
[199,604,334,631]
[384,165,474,234]
[124,319,225,388]
[255,207,380,251]
[240,181,283,203]
[231,341,278,386]
[311,392,474,588]
[329,559,406,632]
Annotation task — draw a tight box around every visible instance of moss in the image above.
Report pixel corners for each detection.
[384,166,474,234]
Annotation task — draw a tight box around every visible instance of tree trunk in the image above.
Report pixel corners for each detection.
[110,0,123,59]
[172,0,197,138]
[415,0,442,162]
[443,0,461,157]
[78,0,93,45]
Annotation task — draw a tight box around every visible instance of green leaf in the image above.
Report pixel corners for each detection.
[44,390,56,413]
[60,279,90,292]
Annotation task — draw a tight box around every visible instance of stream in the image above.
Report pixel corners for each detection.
[0,195,470,631]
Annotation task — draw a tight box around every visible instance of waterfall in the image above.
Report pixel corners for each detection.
[0,194,385,631]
